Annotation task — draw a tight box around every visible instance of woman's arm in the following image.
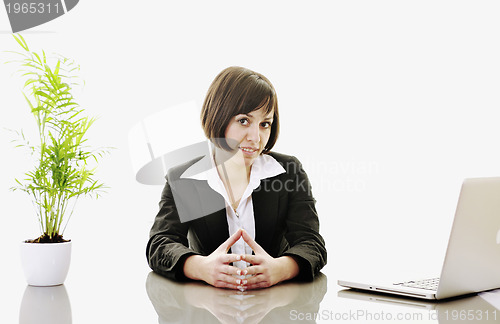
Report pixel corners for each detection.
[146,180,199,280]
[281,155,327,280]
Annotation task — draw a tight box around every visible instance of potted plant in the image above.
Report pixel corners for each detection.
[8,35,108,286]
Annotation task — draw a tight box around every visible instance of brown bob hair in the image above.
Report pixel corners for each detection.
[200,66,279,153]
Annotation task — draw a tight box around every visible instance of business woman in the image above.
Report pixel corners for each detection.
[147,66,326,290]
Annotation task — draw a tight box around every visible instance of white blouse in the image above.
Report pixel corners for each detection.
[181,150,285,269]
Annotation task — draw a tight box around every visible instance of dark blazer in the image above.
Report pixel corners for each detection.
[146,152,327,281]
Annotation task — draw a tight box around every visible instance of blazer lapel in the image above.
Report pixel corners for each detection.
[252,180,280,255]
[193,181,229,252]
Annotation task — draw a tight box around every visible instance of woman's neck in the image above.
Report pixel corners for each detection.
[214,149,251,181]
[214,149,251,209]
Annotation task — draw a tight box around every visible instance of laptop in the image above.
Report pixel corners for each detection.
[338,177,500,300]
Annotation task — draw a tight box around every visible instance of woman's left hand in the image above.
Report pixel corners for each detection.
[239,230,300,290]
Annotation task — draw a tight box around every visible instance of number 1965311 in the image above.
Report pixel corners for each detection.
[6,2,61,14]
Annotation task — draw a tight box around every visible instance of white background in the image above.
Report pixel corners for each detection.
[1,1,500,323]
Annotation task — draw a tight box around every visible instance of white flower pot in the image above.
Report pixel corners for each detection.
[20,241,72,286]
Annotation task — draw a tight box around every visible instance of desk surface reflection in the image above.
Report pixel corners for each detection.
[146,272,327,324]
[13,269,500,323]
[338,289,500,323]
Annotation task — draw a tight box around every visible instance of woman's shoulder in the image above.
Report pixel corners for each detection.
[265,151,306,177]
[165,155,205,180]
[266,151,302,165]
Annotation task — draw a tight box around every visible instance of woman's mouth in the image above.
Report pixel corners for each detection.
[239,146,258,156]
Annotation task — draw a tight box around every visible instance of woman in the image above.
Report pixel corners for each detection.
[147,66,326,290]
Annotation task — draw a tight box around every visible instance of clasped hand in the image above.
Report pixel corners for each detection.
[183,229,299,290]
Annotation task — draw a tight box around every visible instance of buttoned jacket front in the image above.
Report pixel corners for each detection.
[146,152,327,281]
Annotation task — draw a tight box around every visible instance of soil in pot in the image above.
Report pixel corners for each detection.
[25,234,71,244]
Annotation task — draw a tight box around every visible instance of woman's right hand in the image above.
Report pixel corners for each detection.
[183,229,247,289]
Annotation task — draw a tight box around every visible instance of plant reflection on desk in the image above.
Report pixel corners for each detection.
[19,285,72,324]
[146,271,327,324]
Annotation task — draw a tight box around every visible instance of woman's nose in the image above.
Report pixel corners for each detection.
[246,124,260,143]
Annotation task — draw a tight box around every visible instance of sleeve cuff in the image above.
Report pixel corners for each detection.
[283,253,314,281]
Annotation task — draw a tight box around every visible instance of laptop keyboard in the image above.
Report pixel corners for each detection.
[395,278,440,291]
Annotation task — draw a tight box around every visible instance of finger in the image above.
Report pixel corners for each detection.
[243,274,266,286]
[213,280,243,290]
[215,273,245,287]
[240,254,262,265]
[243,265,264,276]
[220,228,243,252]
[241,229,265,254]
[245,281,271,290]
[218,253,242,265]
[219,264,243,276]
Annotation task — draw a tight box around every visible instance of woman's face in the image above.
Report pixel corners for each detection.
[224,106,274,167]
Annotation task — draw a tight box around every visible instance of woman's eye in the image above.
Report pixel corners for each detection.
[238,118,249,126]
[261,122,271,128]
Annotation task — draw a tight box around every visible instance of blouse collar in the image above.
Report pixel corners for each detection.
[180,147,285,189]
